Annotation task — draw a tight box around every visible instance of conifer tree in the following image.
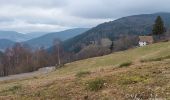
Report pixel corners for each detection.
[152,16,166,35]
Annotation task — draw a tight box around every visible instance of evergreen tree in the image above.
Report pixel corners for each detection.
[109,41,114,52]
[152,16,166,35]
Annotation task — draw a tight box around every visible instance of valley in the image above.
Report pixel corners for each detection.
[0,1,170,100]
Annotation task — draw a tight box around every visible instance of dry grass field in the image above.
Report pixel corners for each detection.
[0,41,170,100]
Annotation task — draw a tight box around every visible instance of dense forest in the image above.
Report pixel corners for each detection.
[63,13,170,53]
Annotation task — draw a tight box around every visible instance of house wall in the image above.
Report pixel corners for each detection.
[139,41,147,46]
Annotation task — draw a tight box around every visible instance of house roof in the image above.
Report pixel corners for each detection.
[139,36,154,43]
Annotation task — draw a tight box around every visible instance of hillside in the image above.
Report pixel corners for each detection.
[0,28,89,51]
[0,41,169,99]
[63,12,170,52]
[0,31,29,42]
[0,39,15,51]
[25,28,89,49]
[26,32,49,39]
[0,31,52,42]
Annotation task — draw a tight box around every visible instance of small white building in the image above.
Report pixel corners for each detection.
[139,36,154,47]
[139,41,147,46]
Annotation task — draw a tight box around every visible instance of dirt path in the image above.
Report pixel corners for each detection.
[0,67,55,81]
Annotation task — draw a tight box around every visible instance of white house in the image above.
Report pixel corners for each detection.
[139,41,147,46]
[139,36,154,47]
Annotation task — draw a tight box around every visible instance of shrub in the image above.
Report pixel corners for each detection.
[8,85,22,92]
[76,71,90,77]
[87,78,105,91]
[119,61,132,68]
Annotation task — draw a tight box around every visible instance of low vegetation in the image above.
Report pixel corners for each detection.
[0,84,22,94]
[86,78,105,91]
[119,75,148,85]
[76,71,91,77]
[140,55,170,62]
[118,61,132,68]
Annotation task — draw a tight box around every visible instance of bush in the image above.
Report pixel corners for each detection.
[76,71,90,77]
[119,61,132,68]
[87,78,105,91]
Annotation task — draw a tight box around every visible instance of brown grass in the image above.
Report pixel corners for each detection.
[0,42,169,99]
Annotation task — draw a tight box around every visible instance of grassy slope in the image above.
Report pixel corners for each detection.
[0,42,170,100]
[56,41,170,75]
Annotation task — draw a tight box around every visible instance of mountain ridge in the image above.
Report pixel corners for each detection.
[0,31,28,42]
[24,28,89,49]
[0,39,15,51]
[63,12,170,52]
[0,28,89,50]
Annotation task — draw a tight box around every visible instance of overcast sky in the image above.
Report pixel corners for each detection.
[0,0,169,33]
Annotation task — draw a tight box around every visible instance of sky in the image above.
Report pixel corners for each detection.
[0,0,169,33]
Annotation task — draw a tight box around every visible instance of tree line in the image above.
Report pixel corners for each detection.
[0,41,70,76]
[0,34,139,77]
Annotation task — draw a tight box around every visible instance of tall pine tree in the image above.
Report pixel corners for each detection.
[152,16,166,35]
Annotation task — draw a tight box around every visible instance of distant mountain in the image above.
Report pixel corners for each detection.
[0,31,49,51]
[25,28,89,49]
[0,31,50,42]
[63,12,170,52]
[0,39,15,51]
[26,32,49,39]
[0,31,29,42]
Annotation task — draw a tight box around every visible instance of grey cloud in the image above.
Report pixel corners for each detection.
[0,17,14,22]
[0,0,68,8]
[0,0,169,32]
[66,0,170,19]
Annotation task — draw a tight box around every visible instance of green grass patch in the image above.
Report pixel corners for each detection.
[87,78,105,91]
[119,61,132,68]
[1,84,22,94]
[162,55,170,59]
[140,58,162,62]
[140,55,170,63]
[76,71,91,77]
[54,42,170,76]
[119,76,148,85]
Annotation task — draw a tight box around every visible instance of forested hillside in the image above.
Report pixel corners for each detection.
[63,13,170,53]
[25,28,89,49]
